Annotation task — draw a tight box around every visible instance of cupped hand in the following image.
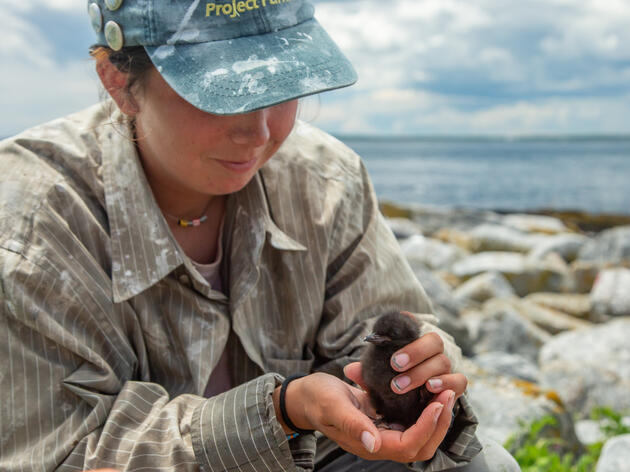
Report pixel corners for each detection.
[277,372,455,463]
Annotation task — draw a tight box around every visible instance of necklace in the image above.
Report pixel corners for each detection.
[161,199,213,228]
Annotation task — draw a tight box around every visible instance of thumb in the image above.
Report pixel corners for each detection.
[335,395,382,454]
[343,362,368,391]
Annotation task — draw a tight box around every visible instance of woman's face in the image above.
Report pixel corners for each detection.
[133,68,298,199]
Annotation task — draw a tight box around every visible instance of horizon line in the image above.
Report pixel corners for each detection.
[333,133,630,142]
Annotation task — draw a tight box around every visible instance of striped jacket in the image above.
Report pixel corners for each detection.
[0,103,481,471]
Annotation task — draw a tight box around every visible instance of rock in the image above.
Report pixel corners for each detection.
[462,359,566,446]
[596,434,630,472]
[433,305,474,357]
[436,270,462,289]
[525,293,592,320]
[575,419,606,445]
[568,260,601,293]
[403,204,503,236]
[578,225,630,265]
[408,264,464,316]
[540,319,630,416]
[472,351,540,383]
[407,264,472,354]
[591,268,630,317]
[475,436,521,472]
[468,224,546,253]
[453,252,526,277]
[433,227,475,252]
[453,271,516,306]
[469,298,552,363]
[498,297,592,335]
[502,213,569,235]
[452,251,569,296]
[385,217,424,240]
[529,233,589,263]
[460,309,485,345]
[399,234,466,271]
[379,201,414,220]
[536,211,630,234]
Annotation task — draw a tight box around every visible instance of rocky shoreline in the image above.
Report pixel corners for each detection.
[382,201,630,471]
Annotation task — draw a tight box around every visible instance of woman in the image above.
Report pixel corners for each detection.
[0,0,517,471]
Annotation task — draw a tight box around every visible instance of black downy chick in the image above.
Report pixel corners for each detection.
[361,311,433,430]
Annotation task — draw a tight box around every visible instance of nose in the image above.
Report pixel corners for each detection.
[228,109,271,147]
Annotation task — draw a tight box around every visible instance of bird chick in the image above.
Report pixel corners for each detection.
[360,311,432,430]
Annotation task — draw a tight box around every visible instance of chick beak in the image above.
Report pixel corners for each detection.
[364,333,392,345]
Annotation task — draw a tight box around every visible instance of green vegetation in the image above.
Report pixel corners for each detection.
[504,407,630,472]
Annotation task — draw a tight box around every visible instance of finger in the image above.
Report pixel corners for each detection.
[350,386,379,419]
[390,332,444,372]
[325,416,382,456]
[377,401,444,461]
[320,389,383,455]
[345,383,379,419]
[426,373,468,397]
[343,362,368,391]
[391,353,451,394]
[413,390,456,462]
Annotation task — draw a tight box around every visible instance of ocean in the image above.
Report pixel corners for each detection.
[338,136,630,215]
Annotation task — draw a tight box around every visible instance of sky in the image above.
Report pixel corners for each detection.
[1,0,630,137]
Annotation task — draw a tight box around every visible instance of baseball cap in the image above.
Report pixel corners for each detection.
[87,0,357,115]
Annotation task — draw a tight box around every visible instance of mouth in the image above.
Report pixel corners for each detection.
[364,333,392,345]
[215,156,258,173]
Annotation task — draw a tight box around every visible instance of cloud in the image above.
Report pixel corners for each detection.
[0,1,98,136]
[1,0,629,136]
[0,57,99,136]
[314,91,630,136]
[310,0,630,134]
[0,0,84,12]
[0,5,53,68]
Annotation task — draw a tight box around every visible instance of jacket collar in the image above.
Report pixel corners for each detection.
[101,112,305,303]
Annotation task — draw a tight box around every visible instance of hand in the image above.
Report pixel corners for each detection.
[377,315,468,400]
[273,372,454,463]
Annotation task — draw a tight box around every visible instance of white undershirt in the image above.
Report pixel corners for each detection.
[190,218,232,397]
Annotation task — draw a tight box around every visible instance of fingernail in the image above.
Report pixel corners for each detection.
[361,431,375,453]
[428,378,443,390]
[393,375,411,391]
[392,353,409,369]
[448,391,456,411]
[433,404,444,424]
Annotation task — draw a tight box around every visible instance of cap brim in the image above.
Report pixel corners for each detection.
[145,18,357,115]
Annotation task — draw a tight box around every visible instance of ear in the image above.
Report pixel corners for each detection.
[96,58,139,116]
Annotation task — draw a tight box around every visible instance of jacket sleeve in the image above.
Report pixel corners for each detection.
[316,161,482,471]
[0,248,303,472]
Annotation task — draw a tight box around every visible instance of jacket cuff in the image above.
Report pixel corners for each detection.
[191,373,316,471]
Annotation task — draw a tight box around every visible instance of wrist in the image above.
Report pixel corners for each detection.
[273,375,314,434]
[273,386,293,434]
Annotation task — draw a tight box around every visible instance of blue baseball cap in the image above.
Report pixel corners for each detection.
[87,0,357,115]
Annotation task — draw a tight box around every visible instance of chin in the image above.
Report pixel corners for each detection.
[214,173,257,196]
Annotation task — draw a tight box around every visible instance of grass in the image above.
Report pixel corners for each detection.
[504,407,630,472]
